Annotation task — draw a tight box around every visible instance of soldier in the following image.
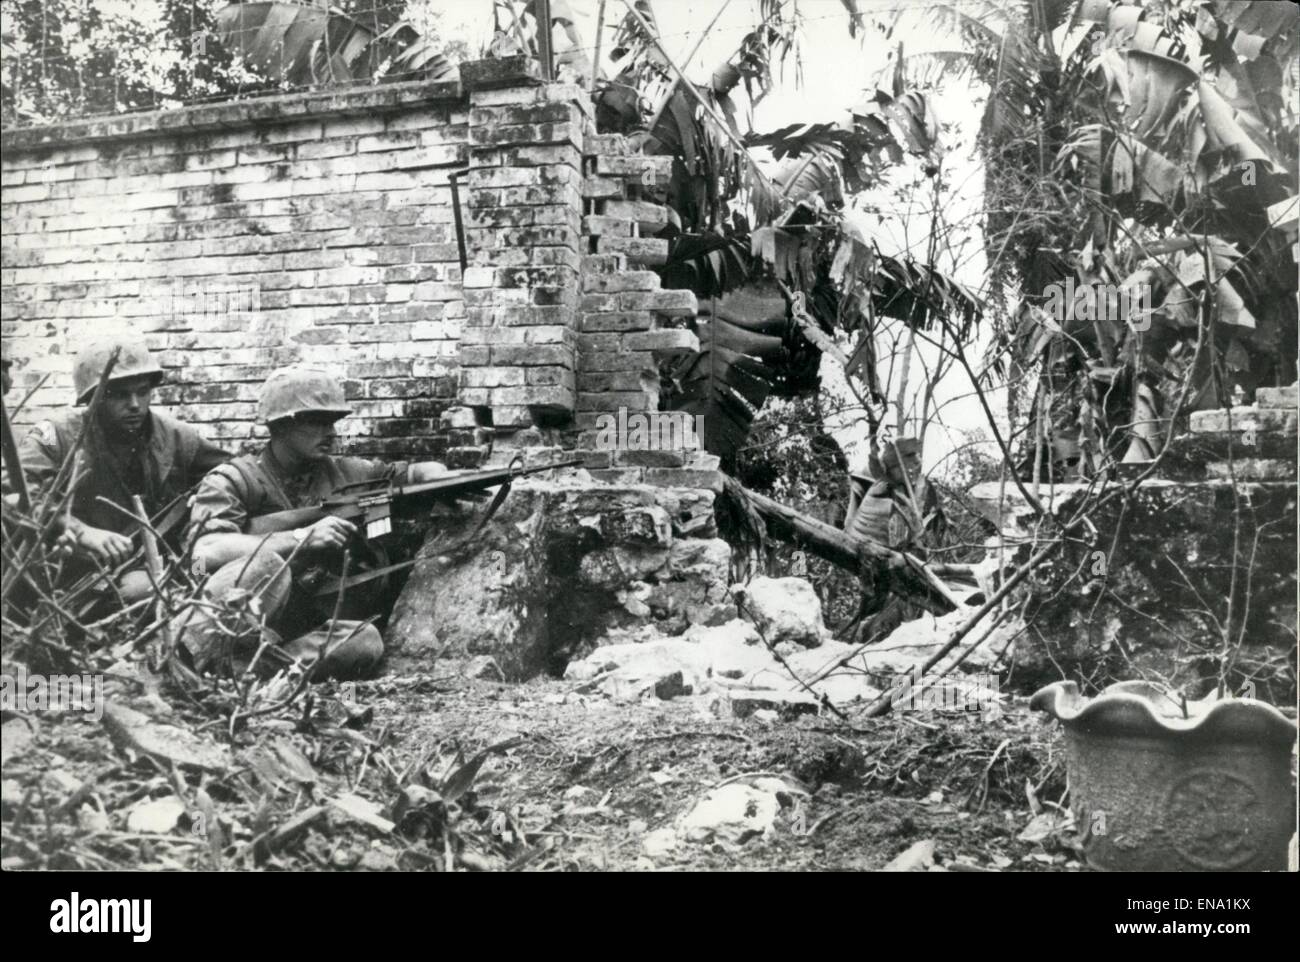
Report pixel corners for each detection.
[17,337,231,602]
[1,346,21,518]
[184,366,450,681]
[845,436,931,548]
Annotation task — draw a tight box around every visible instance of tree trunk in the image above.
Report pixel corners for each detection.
[726,478,964,613]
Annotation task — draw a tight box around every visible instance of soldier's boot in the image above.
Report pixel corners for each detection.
[282,621,384,681]
[171,550,292,675]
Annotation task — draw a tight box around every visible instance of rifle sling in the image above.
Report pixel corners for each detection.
[311,478,515,597]
[0,393,30,515]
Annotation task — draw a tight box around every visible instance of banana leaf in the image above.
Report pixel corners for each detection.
[664,287,790,465]
[216,2,380,86]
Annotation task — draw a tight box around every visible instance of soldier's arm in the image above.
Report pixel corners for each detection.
[189,466,355,571]
[341,456,448,485]
[16,420,63,497]
[189,466,298,570]
[187,434,233,486]
[18,421,132,564]
[408,460,451,483]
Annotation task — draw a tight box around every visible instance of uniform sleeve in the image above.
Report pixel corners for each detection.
[186,434,232,487]
[187,464,251,541]
[337,456,411,486]
[17,420,65,496]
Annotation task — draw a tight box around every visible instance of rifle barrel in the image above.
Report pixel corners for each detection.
[394,457,585,501]
[245,458,584,536]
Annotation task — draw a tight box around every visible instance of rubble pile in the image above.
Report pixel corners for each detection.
[968,383,1298,698]
[387,477,730,678]
[390,481,1010,712]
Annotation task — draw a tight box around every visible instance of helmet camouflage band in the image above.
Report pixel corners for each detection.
[258,366,352,424]
[72,338,164,404]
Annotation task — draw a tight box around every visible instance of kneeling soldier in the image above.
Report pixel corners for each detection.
[185,366,449,681]
[18,337,230,603]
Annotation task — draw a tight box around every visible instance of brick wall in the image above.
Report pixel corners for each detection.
[456,57,585,445]
[1,80,468,458]
[450,59,718,488]
[0,60,722,486]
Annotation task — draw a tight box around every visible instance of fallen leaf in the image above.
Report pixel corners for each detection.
[256,805,327,858]
[441,737,525,803]
[331,793,395,833]
[101,702,228,772]
[126,796,186,834]
[1024,778,1041,815]
[270,739,318,785]
[883,839,935,871]
[1018,810,1074,844]
[77,803,110,833]
[0,719,34,765]
[195,787,224,870]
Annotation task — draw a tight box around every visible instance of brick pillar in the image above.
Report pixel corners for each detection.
[456,56,586,450]
[574,133,721,488]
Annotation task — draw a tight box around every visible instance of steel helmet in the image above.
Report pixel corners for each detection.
[73,338,164,404]
[867,437,921,481]
[258,366,352,424]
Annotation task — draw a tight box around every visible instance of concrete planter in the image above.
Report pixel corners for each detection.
[1030,680,1296,871]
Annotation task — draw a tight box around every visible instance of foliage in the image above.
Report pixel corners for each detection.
[732,394,862,627]
[594,8,985,464]
[1,0,246,124]
[212,1,462,88]
[0,1,478,125]
[917,0,1299,480]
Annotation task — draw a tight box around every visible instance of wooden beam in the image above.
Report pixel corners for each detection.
[730,479,961,614]
[535,0,555,81]
[590,0,606,93]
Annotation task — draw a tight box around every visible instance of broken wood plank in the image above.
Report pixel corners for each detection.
[730,479,959,613]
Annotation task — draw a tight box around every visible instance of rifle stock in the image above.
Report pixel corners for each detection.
[246,458,584,536]
[248,505,336,535]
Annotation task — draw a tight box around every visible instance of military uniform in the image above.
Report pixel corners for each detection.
[21,408,229,537]
[178,365,432,681]
[187,446,410,541]
[187,446,411,639]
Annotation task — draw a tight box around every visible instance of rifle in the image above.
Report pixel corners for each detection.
[0,391,30,514]
[247,457,584,595]
[248,455,583,592]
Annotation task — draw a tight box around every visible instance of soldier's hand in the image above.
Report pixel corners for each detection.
[409,460,450,483]
[302,516,356,552]
[78,526,134,567]
[50,527,78,561]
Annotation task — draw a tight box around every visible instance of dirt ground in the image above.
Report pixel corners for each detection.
[0,661,1090,872]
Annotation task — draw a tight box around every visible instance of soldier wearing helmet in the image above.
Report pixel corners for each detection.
[17,337,230,601]
[184,365,449,681]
